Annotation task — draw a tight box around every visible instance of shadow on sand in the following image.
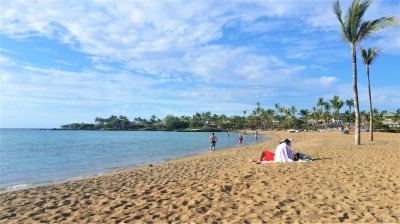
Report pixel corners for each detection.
[312,158,332,161]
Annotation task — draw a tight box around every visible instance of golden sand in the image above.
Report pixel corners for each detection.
[1,131,399,223]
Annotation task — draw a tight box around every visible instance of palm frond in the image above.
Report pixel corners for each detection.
[332,0,343,24]
[357,16,398,42]
[359,46,382,65]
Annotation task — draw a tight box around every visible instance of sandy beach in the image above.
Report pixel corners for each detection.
[1,131,399,223]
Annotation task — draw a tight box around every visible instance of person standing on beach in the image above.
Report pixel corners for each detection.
[209,133,218,152]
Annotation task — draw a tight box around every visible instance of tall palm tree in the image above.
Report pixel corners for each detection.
[360,46,382,141]
[332,0,398,145]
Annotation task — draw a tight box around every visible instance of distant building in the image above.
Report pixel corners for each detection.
[382,112,399,128]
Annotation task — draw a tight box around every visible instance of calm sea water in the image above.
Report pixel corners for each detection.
[0,129,270,192]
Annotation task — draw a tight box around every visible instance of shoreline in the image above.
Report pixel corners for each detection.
[1,130,270,193]
[1,131,399,223]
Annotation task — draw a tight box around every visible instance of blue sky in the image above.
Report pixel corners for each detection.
[1,0,399,128]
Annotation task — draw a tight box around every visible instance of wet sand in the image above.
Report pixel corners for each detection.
[1,131,399,223]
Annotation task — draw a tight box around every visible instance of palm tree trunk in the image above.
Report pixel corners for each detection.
[352,45,361,145]
[367,66,374,141]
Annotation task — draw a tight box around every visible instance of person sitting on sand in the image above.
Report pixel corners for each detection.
[274,139,295,162]
[249,150,275,164]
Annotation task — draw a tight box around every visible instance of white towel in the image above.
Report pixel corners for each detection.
[274,143,294,162]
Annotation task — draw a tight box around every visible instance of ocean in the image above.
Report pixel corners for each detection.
[0,129,270,192]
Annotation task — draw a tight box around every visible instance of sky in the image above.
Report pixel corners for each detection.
[0,0,399,128]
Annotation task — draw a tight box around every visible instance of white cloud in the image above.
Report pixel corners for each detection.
[1,0,399,128]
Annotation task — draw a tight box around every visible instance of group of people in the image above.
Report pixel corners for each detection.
[210,131,257,152]
[209,132,244,152]
[250,138,312,163]
[209,133,310,163]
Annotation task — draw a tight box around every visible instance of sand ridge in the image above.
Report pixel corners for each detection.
[1,131,399,223]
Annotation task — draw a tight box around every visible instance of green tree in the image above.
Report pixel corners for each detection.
[299,109,311,131]
[317,97,325,112]
[346,98,354,125]
[218,114,228,130]
[360,46,382,141]
[243,110,247,129]
[330,95,345,124]
[323,103,332,128]
[333,0,398,145]
[393,109,400,124]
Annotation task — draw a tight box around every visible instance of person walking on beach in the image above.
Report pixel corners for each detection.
[209,133,218,152]
[238,135,243,147]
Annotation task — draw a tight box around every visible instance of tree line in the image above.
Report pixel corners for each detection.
[60,96,400,132]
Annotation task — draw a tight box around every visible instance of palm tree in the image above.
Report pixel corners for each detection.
[346,98,354,126]
[274,103,280,116]
[263,109,275,130]
[360,46,382,141]
[243,110,247,129]
[324,103,331,128]
[290,105,297,127]
[330,95,345,124]
[317,97,325,112]
[299,109,311,131]
[282,108,291,128]
[274,103,281,125]
[218,114,228,130]
[332,0,398,145]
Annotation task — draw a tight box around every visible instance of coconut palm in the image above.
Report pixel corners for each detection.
[345,98,354,125]
[274,103,280,116]
[290,105,297,127]
[330,95,345,124]
[317,97,325,112]
[360,46,382,141]
[299,109,311,131]
[332,0,398,145]
[324,103,331,128]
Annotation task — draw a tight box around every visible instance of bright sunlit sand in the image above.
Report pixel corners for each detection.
[1,131,399,223]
